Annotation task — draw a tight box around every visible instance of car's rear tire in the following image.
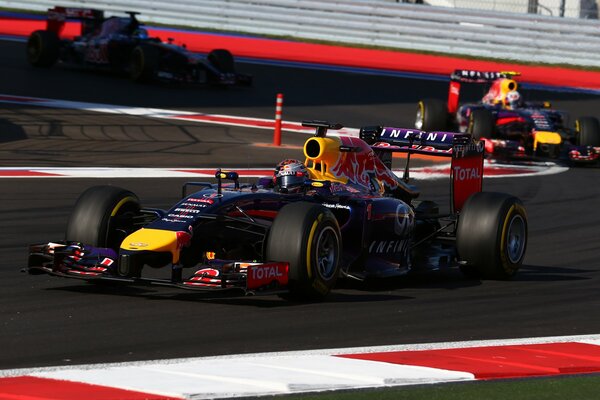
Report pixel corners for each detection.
[65,186,141,251]
[456,192,527,280]
[468,109,495,140]
[576,116,600,146]
[27,30,60,67]
[130,45,159,82]
[415,99,448,131]
[266,202,341,301]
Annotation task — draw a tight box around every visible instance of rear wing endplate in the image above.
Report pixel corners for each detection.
[451,141,485,213]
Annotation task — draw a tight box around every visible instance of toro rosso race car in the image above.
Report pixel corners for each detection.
[26,121,527,301]
[416,70,600,163]
[26,6,252,85]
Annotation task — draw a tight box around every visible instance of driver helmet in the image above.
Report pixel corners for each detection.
[274,159,308,193]
[504,90,521,110]
[132,28,149,39]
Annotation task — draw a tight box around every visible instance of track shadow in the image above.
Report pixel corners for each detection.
[42,262,589,307]
[354,269,483,291]
[0,118,27,142]
[515,264,593,282]
[46,280,412,308]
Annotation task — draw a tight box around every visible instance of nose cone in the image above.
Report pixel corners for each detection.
[121,228,185,263]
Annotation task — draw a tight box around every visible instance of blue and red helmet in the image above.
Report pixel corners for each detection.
[274,159,308,192]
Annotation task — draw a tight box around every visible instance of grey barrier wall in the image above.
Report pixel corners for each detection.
[2,0,599,67]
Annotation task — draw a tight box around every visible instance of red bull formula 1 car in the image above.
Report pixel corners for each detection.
[26,121,527,301]
[26,6,252,85]
[416,70,600,163]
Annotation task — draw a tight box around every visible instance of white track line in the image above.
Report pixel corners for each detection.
[0,93,570,180]
[0,93,359,136]
[0,161,567,179]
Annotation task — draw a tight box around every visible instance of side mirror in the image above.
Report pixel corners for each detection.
[215,169,239,193]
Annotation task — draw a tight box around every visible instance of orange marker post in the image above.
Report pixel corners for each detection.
[273,93,283,146]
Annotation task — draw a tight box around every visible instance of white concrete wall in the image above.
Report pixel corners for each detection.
[424,0,593,17]
[3,0,599,66]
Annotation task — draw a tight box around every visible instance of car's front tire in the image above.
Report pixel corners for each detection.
[130,45,159,82]
[65,186,141,251]
[576,116,600,147]
[456,192,527,280]
[266,202,341,301]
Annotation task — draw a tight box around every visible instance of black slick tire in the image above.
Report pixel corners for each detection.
[266,202,341,301]
[415,99,448,131]
[576,117,600,146]
[468,109,495,140]
[208,49,235,73]
[27,30,60,67]
[130,45,159,82]
[456,192,527,280]
[65,186,140,251]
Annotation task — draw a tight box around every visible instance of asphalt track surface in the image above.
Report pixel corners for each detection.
[1,38,600,371]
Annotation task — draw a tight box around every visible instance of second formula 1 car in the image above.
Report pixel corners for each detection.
[26,6,252,86]
[26,122,527,301]
[416,70,600,163]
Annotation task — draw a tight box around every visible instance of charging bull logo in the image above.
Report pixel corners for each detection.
[329,136,399,193]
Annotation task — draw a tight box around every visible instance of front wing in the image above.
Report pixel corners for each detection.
[26,242,288,296]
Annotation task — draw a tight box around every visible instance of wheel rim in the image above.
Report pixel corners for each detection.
[506,214,526,264]
[415,104,424,130]
[315,226,338,280]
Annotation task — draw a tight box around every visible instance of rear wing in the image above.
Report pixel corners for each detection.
[362,126,470,156]
[447,69,521,115]
[450,70,520,83]
[46,6,104,36]
[360,126,484,212]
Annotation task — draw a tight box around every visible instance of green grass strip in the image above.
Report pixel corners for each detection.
[283,374,600,400]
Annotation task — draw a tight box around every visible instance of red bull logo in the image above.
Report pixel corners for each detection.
[329,136,399,193]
